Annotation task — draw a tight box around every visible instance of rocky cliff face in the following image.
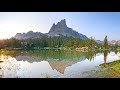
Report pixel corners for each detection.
[47,19,88,40]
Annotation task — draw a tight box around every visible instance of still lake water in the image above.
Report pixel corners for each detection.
[0,50,120,78]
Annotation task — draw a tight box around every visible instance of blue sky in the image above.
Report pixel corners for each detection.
[0,12,120,41]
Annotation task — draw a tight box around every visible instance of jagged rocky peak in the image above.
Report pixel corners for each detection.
[50,23,56,32]
[49,19,67,32]
[48,19,88,40]
[56,19,67,27]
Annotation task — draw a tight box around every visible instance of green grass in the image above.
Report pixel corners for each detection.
[100,60,120,78]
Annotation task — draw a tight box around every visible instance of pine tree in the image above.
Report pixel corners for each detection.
[103,36,109,49]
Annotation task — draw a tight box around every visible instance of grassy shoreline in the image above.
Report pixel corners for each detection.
[84,60,120,78]
[100,60,120,78]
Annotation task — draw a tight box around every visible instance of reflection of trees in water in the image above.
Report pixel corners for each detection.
[84,51,97,61]
[1,50,113,64]
[103,50,109,67]
[28,50,78,61]
[0,50,97,62]
[115,50,118,54]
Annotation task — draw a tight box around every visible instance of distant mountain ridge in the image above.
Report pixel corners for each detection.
[95,40,103,44]
[14,31,46,40]
[108,40,120,46]
[14,19,88,40]
[95,40,120,46]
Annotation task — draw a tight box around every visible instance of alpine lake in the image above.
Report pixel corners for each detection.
[0,49,120,78]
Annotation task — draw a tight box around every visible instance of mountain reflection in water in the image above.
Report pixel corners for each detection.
[0,50,120,78]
